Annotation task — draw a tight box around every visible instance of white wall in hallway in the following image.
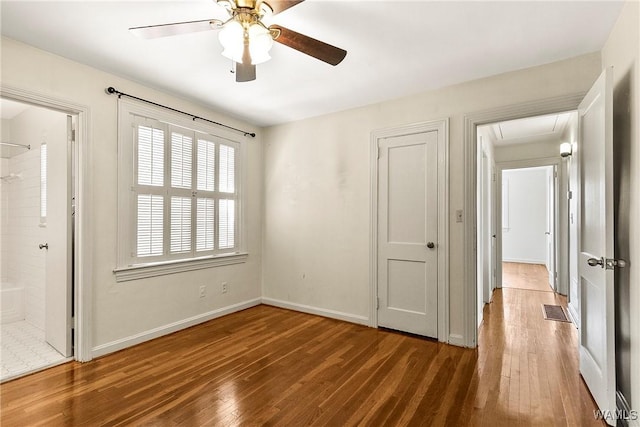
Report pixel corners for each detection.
[501,167,549,264]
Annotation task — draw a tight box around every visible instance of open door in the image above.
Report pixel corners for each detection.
[546,166,557,290]
[578,67,618,423]
[44,114,73,357]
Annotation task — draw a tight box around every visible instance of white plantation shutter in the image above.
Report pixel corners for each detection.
[196,198,215,251]
[171,132,192,189]
[219,199,235,249]
[197,139,215,191]
[170,196,192,253]
[121,104,242,268]
[137,125,164,186]
[219,144,235,193]
[137,194,164,257]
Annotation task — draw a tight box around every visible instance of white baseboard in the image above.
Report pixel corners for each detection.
[91,298,262,358]
[261,297,369,326]
[566,303,580,328]
[448,333,466,347]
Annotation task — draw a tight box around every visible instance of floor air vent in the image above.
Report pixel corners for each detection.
[542,304,571,322]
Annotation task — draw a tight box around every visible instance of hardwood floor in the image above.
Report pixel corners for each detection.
[502,262,554,292]
[1,295,602,426]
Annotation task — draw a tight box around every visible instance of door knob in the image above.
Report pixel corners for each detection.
[587,257,604,268]
[39,243,49,250]
[426,242,435,249]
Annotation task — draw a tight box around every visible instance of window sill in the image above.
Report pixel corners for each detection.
[113,252,248,282]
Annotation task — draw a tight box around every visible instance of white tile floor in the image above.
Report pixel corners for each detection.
[1,321,68,382]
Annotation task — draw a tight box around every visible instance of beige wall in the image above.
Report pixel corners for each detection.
[494,139,560,163]
[1,37,264,355]
[263,52,602,341]
[601,0,639,415]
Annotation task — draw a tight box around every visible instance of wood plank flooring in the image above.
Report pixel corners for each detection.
[502,262,554,292]
[1,291,602,426]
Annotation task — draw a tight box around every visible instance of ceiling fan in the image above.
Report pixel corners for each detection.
[130,0,347,82]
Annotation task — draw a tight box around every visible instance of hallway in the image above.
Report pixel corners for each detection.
[474,285,601,425]
[502,262,555,293]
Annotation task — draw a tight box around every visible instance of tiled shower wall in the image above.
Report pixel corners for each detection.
[0,161,8,283]
[1,119,10,283]
[1,106,65,330]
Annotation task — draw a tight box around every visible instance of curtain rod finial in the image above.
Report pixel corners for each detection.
[105,87,117,95]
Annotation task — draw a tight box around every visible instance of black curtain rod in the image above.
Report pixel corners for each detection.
[105,87,256,138]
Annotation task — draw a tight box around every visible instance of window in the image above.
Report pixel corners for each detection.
[115,100,246,281]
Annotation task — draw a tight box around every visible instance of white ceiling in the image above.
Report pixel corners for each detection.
[0,1,624,127]
[0,98,31,120]
[483,111,574,146]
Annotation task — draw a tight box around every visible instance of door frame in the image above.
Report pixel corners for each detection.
[369,119,449,341]
[495,160,563,293]
[1,85,93,362]
[463,93,585,348]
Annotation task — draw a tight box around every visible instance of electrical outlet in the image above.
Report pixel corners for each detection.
[221,282,228,294]
[199,285,206,298]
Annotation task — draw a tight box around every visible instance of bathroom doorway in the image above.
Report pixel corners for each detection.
[1,98,74,381]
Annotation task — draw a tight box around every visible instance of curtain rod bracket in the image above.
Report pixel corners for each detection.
[105,86,256,138]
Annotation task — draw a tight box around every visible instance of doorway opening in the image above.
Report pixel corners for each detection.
[0,98,75,381]
[501,165,556,293]
[475,111,578,327]
[466,74,616,418]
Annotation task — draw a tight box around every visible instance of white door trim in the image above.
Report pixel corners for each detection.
[463,93,585,348]
[1,85,93,362]
[370,119,449,342]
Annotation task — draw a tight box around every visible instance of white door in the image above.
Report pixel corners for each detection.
[546,166,556,289]
[44,115,73,357]
[482,153,491,303]
[578,68,615,422]
[377,131,438,338]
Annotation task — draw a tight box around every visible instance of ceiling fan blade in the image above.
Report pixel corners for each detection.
[270,25,346,66]
[130,19,223,39]
[265,0,305,15]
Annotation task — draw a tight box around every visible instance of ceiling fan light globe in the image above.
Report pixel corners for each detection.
[221,48,243,63]
[248,23,273,64]
[219,20,244,62]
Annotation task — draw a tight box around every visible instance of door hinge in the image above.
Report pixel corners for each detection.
[492,173,496,182]
[568,190,573,200]
[71,129,76,142]
[377,146,380,159]
[377,297,380,309]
